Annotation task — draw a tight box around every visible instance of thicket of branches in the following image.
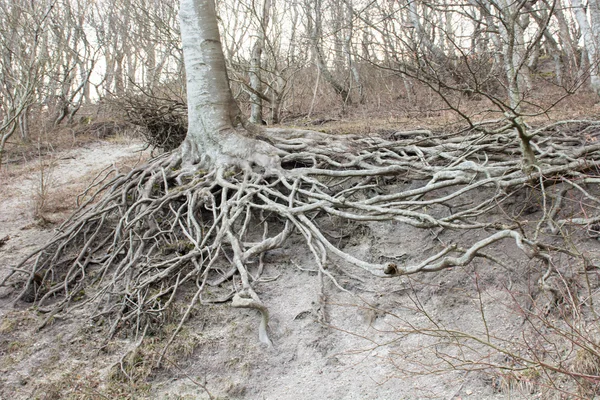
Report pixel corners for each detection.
[116,91,187,151]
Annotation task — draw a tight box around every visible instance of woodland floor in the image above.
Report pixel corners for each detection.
[0,122,599,399]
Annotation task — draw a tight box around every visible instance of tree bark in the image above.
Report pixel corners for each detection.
[249,0,271,125]
[306,0,351,108]
[572,0,600,96]
[179,0,278,170]
[553,1,578,82]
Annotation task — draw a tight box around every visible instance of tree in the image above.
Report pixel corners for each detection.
[248,0,270,124]
[0,0,102,167]
[225,0,303,124]
[350,0,573,169]
[6,0,600,369]
[305,0,353,108]
[573,0,600,97]
[0,0,57,163]
[178,0,277,170]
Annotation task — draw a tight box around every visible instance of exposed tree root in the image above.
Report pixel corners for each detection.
[3,121,600,351]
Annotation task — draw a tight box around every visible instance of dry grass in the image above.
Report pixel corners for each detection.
[32,152,58,222]
[33,151,149,223]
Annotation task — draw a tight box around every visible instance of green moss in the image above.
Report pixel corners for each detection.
[161,240,195,255]
[223,169,237,178]
[72,289,86,302]
[0,311,36,333]
[7,341,27,352]
[0,318,16,333]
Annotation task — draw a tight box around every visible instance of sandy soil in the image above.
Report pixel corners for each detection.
[0,139,594,399]
[0,140,148,281]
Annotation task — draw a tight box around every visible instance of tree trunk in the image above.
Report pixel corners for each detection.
[179,0,278,170]
[344,1,364,104]
[18,106,30,143]
[554,2,578,82]
[527,5,562,84]
[572,0,600,96]
[114,53,125,95]
[249,0,271,125]
[306,0,351,108]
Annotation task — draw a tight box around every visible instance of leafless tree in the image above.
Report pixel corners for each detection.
[0,0,57,163]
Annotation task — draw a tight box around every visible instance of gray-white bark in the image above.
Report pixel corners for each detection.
[306,0,351,106]
[249,0,271,124]
[572,0,600,96]
[179,0,278,170]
